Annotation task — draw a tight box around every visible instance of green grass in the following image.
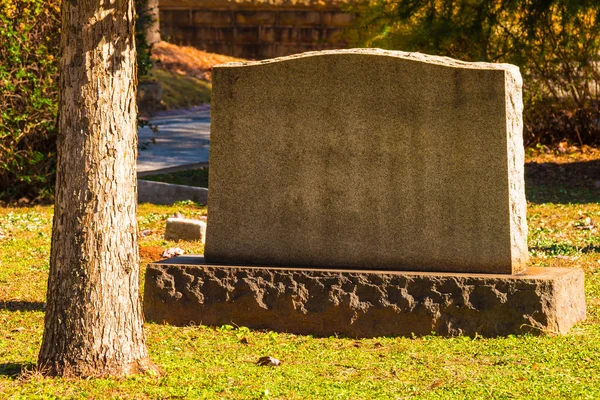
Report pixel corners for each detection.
[526,185,599,204]
[151,67,211,110]
[142,168,209,188]
[1,175,600,397]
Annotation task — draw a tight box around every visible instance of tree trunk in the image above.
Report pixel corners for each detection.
[144,0,161,45]
[38,0,153,376]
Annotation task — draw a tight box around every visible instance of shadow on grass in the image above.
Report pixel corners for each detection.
[0,362,35,378]
[1,301,45,312]
[582,243,600,254]
[525,159,600,204]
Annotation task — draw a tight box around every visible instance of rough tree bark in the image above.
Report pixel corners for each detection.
[38,0,153,376]
[144,0,161,45]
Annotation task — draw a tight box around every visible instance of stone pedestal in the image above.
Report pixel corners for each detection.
[143,256,586,337]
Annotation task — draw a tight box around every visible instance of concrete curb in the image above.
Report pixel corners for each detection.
[137,162,209,178]
[138,180,208,205]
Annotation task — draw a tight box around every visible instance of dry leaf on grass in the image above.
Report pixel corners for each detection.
[257,356,280,366]
[162,247,185,258]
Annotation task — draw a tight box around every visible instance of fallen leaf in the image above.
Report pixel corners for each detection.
[575,217,594,230]
[257,356,280,366]
[429,379,443,389]
[162,247,185,258]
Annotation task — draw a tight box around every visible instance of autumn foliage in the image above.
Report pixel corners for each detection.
[1,0,599,200]
[348,0,600,146]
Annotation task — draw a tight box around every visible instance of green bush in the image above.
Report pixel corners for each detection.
[135,0,154,79]
[0,0,155,201]
[0,0,60,201]
[347,0,600,146]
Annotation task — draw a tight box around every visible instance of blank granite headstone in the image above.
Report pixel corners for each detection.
[205,49,528,274]
[144,50,585,337]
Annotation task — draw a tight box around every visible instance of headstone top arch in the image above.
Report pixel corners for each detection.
[219,47,522,75]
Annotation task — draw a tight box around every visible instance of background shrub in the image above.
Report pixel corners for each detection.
[0,0,154,202]
[2,0,598,201]
[0,0,60,201]
[347,0,600,146]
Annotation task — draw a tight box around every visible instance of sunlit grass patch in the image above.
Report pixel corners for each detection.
[0,151,599,397]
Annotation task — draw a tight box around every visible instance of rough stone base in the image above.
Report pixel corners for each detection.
[143,256,586,337]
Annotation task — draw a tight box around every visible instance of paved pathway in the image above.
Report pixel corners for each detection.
[137,105,211,173]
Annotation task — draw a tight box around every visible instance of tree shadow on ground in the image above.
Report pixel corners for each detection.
[525,159,600,204]
[1,301,45,312]
[0,362,35,378]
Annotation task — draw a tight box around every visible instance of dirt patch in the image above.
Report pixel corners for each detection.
[140,245,166,263]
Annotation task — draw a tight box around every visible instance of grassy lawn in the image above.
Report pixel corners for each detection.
[138,41,245,113]
[142,167,209,188]
[1,151,599,398]
[151,67,212,110]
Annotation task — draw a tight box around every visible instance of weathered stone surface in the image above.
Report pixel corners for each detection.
[206,49,528,274]
[143,256,586,337]
[164,218,207,242]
